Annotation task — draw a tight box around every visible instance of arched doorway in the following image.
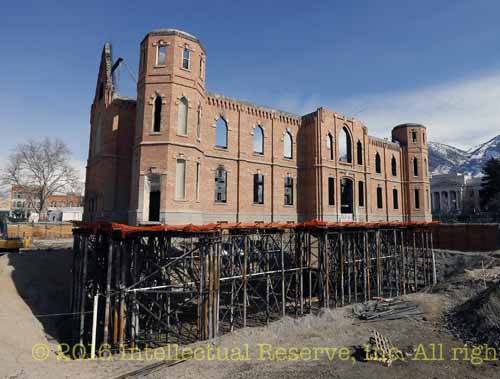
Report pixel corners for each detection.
[340,178,353,220]
[148,174,161,222]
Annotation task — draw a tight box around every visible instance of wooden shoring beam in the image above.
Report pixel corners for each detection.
[400,230,406,295]
[243,236,248,328]
[103,237,113,346]
[376,230,382,297]
[118,240,127,350]
[281,232,286,317]
[298,232,304,315]
[339,232,344,307]
[394,229,400,297]
[412,231,417,292]
[347,233,351,304]
[79,235,89,350]
[130,239,138,348]
[430,231,437,285]
[362,230,370,301]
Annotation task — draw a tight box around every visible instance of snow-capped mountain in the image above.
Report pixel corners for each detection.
[428,141,469,175]
[428,135,500,177]
[459,135,500,176]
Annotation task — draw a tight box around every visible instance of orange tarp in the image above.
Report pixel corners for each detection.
[73,220,439,238]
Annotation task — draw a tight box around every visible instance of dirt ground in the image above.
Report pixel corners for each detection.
[1,243,500,379]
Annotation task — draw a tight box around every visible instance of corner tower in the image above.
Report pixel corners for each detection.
[392,123,431,221]
[130,29,207,224]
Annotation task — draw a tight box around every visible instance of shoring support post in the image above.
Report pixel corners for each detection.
[339,232,344,307]
[427,230,432,285]
[412,230,417,291]
[112,239,121,346]
[103,236,113,346]
[323,231,330,308]
[216,234,221,337]
[70,234,79,330]
[130,240,137,348]
[166,236,171,341]
[90,293,99,359]
[208,240,214,339]
[367,231,372,300]
[79,235,89,350]
[307,232,312,312]
[198,238,205,340]
[230,235,235,332]
[291,232,298,316]
[430,230,437,285]
[376,229,381,297]
[425,230,430,285]
[281,232,286,317]
[400,230,406,295]
[119,240,127,350]
[71,234,81,346]
[243,235,248,328]
[363,231,368,301]
[421,230,427,287]
[265,235,270,324]
[348,234,353,303]
[298,232,304,315]
[353,233,358,303]
[394,229,400,297]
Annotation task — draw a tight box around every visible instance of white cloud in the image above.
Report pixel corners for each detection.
[276,71,500,150]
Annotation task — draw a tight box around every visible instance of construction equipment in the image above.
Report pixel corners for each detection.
[0,237,30,252]
[0,219,31,252]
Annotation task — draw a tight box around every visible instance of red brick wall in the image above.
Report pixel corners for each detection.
[84,30,433,226]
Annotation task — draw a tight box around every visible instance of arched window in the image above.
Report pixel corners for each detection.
[358,180,364,207]
[182,47,190,69]
[356,140,363,164]
[375,152,382,174]
[413,157,419,176]
[377,187,383,209]
[214,166,227,202]
[178,97,188,135]
[215,117,228,148]
[284,176,293,205]
[153,96,162,132]
[253,125,264,154]
[196,105,201,139]
[340,178,353,213]
[391,156,397,176]
[339,127,352,163]
[253,173,264,204]
[284,131,293,159]
[326,133,334,160]
[424,158,428,176]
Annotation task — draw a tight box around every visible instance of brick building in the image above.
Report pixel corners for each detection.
[84,29,431,225]
[10,185,83,219]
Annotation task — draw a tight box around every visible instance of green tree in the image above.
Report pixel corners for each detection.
[480,158,500,211]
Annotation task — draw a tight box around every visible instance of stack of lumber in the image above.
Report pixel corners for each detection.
[352,298,423,321]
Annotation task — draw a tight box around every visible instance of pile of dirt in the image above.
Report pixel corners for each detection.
[448,283,500,348]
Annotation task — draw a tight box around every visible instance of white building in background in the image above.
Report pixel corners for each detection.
[47,207,83,222]
[430,173,482,214]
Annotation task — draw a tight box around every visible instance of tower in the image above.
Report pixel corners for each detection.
[392,123,431,221]
[130,29,207,224]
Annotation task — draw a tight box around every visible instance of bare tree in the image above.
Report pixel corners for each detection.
[2,138,80,215]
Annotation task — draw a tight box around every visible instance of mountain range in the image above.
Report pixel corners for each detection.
[428,135,500,177]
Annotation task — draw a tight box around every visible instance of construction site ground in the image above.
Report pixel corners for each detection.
[1,240,500,379]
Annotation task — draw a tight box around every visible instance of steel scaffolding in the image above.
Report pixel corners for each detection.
[71,221,436,354]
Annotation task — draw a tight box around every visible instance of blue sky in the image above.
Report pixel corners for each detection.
[1,0,500,176]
